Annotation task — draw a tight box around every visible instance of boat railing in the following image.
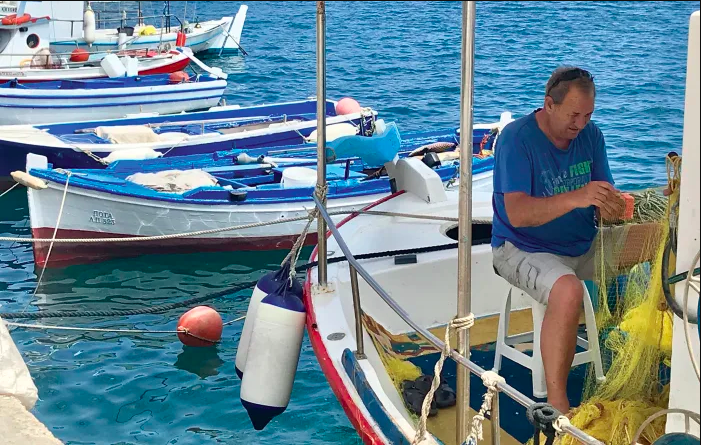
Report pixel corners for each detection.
[311,192,604,445]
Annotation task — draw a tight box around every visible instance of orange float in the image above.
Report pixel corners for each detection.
[2,13,32,26]
[70,48,90,63]
[177,306,223,347]
[168,71,190,83]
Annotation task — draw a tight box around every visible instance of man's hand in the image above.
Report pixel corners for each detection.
[571,181,625,221]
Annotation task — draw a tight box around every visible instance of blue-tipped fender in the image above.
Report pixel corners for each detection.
[239,280,306,430]
[235,262,302,378]
[325,120,401,167]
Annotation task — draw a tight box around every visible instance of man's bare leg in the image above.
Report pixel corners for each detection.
[540,274,584,413]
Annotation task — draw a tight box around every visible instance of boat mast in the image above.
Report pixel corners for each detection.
[456,1,476,443]
[316,1,328,286]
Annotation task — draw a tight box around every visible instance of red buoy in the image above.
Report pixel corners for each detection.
[177,306,223,347]
[169,71,190,84]
[335,97,362,115]
[70,48,90,63]
[176,30,187,47]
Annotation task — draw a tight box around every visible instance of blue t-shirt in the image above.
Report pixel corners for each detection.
[491,109,614,257]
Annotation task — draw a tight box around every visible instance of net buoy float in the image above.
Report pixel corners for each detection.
[235,262,302,378]
[177,306,223,347]
[70,48,90,63]
[335,97,361,115]
[168,71,190,84]
[239,281,306,430]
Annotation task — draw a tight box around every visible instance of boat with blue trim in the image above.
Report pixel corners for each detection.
[18,117,508,268]
[0,98,379,189]
[0,70,227,126]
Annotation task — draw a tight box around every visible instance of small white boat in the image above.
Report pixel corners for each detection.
[0,2,194,82]
[49,5,248,56]
[0,71,227,125]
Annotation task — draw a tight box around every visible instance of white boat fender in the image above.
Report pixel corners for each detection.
[239,280,306,430]
[10,171,47,190]
[307,122,358,143]
[83,5,96,47]
[235,262,302,378]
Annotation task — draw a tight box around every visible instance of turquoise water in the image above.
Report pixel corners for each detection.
[1,1,699,443]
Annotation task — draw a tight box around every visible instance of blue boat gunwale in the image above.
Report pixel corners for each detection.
[28,156,493,207]
[32,99,341,135]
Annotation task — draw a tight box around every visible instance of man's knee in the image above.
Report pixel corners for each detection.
[548,274,584,310]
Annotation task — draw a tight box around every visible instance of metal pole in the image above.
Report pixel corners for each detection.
[316,1,328,286]
[349,265,365,358]
[491,391,501,445]
[457,2,476,444]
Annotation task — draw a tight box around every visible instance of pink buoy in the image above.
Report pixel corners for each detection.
[177,306,223,347]
[335,97,361,115]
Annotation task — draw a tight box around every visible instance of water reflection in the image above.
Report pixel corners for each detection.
[174,345,226,379]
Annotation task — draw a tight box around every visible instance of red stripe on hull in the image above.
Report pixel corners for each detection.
[7,59,190,84]
[139,58,191,75]
[31,227,317,268]
[303,191,406,445]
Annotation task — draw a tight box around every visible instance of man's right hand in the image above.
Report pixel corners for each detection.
[571,181,624,219]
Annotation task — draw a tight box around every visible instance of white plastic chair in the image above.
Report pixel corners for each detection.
[492,283,606,398]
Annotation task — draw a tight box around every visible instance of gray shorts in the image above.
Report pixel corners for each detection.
[492,240,596,305]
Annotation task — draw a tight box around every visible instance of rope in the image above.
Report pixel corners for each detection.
[526,402,561,445]
[26,172,71,313]
[0,280,257,320]
[413,314,475,445]
[0,241,463,321]
[463,371,505,444]
[0,182,20,199]
[0,206,484,245]
[3,315,246,333]
[3,314,246,343]
[282,184,328,282]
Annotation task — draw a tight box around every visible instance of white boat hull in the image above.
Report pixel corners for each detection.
[0,77,226,125]
[26,169,494,268]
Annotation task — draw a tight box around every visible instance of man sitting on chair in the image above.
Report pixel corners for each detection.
[491,66,625,413]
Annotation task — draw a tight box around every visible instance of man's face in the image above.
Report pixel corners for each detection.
[546,86,595,141]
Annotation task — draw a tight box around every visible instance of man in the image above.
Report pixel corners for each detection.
[491,66,625,413]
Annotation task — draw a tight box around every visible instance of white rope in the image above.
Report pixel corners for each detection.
[412,314,475,445]
[553,415,572,435]
[0,208,488,245]
[281,184,328,282]
[28,172,71,306]
[0,182,20,198]
[464,370,505,444]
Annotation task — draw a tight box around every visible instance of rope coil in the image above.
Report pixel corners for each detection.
[413,313,475,445]
[526,402,562,445]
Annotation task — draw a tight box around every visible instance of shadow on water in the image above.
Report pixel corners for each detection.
[174,345,226,379]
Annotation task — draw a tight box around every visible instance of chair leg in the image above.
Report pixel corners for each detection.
[493,288,513,372]
[582,284,606,383]
[531,301,548,398]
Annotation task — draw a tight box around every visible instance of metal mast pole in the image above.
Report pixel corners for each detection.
[456,2,476,443]
[316,1,328,285]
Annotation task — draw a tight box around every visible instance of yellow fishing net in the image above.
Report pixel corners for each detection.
[557,155,683,445]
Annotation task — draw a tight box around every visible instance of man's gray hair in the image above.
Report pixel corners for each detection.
[545,66,596,104]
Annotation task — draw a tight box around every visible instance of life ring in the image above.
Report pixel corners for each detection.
[18,58,32,68]
[2,13,32,26]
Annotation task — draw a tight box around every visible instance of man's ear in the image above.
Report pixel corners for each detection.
[544,96,555,113]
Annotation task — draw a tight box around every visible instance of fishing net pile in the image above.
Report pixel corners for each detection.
[558,155,685,445]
